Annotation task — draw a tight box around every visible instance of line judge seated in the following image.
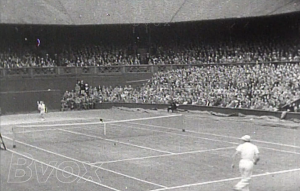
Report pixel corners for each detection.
[167,98,178,113]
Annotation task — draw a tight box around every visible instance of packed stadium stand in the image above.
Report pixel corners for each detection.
[62,62,300,112]
[1,15,300,68]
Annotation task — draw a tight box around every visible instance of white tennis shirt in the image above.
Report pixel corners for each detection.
[236,142,259,162]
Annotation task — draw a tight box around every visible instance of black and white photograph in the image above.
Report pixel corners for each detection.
[0,1,300,190]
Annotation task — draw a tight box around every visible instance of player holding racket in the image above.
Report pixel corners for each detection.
[231,135,260,191]
[37,101,46,120]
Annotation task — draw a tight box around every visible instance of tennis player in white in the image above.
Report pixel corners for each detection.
[37,101,46,120]
[231,135,259,191]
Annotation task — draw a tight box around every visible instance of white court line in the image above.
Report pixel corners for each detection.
[2,136,167,189]
[58,128,173,154]
[16,114,181,128]
[8,125,105,134]
[0,117,98,127]
[109,123,238,145]
[126,121,300,149]
[5,128,58,135]
[259,146,300,155]
[6,149,120,191]
[109,123,300,156]
[4,118,115,135]
[92,146,235,165]
[151,167,300,191]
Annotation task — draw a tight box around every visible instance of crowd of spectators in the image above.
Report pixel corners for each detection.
[1,36,300,68]
[147,36,300,65]
[62,63,300,112]
[0,43,56,68]
[61,80,96,111]
[60,44,141,67]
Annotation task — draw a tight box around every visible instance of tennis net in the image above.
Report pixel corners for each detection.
[10,114,184,148]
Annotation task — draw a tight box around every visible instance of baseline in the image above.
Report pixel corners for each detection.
[150,167,300,191]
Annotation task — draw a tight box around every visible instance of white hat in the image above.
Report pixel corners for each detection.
[240,135,251,142]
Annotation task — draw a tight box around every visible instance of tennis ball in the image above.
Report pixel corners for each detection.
[182,129,185,132]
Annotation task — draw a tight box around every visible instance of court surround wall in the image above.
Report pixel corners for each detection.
[95,103,300,121]
[0,73,152,114]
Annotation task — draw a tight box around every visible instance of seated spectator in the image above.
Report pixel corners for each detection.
[167,99,177,113]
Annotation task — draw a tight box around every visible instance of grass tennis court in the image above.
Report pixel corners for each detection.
[1,108,299,191]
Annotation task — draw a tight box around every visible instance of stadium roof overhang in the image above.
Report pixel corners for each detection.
[1,0,300,25]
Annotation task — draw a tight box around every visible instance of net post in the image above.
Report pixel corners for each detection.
[100,119,106,136]
[12,128,16,148]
